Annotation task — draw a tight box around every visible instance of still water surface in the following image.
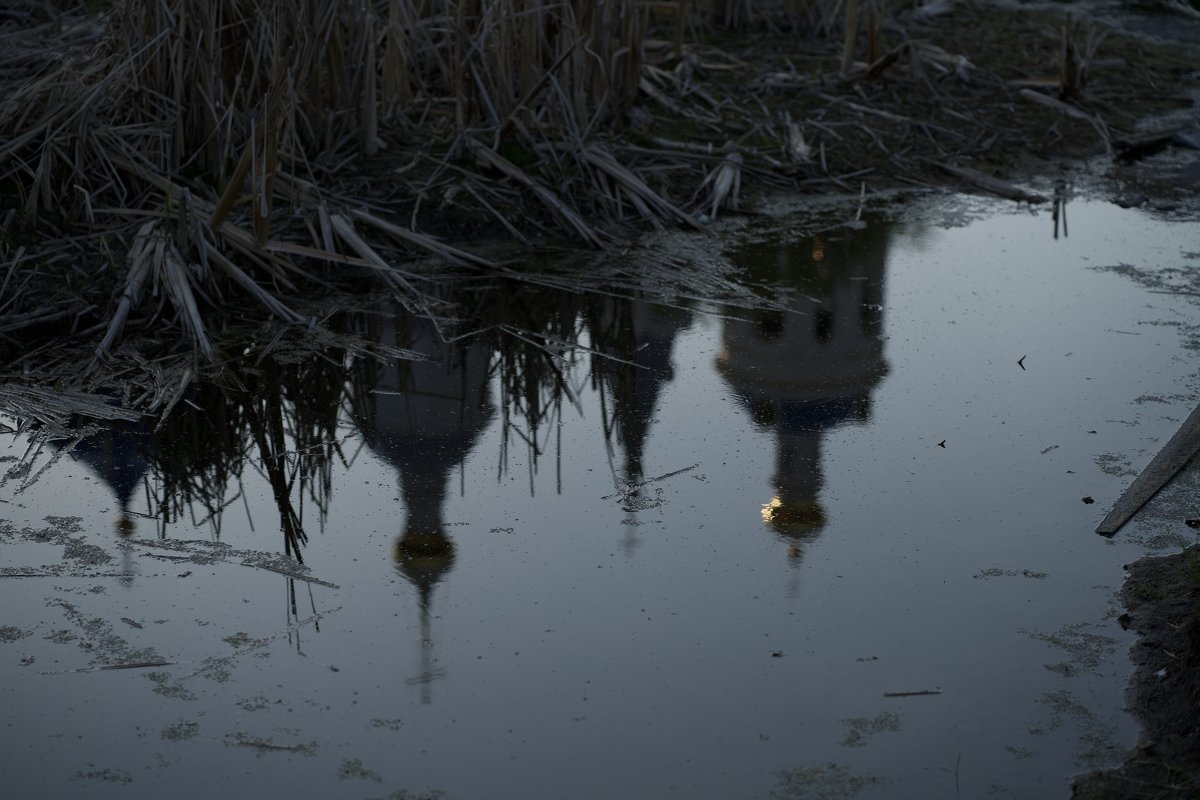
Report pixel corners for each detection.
[2,198,1198,799]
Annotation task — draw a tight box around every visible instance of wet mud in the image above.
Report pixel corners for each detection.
[1073,545,1200,799]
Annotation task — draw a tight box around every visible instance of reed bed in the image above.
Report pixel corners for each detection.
[0,0,873,352]
[2,0,1176,359]
[1,0,655,352]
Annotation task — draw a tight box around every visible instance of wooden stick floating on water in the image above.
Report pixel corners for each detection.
[884,690,942,697]
[1096,401,1200,537]
[42,660,175,675]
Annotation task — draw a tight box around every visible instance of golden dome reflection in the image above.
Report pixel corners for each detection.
[761,496,827,535]
[115,513,136,538]
[393,531,457,587]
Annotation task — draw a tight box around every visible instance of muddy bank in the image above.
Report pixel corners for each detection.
[1073,543,1200,799]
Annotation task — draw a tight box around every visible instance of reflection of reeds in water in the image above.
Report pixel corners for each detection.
[144,345,352,561]
[584,296,691,486]
[482,283,586,492]
[8,281,701,565]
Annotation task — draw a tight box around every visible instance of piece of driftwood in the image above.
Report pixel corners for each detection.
[1096,401,1200,536]
[935,162,1047,203]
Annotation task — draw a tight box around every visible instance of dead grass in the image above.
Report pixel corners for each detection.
[1,0,1197,357]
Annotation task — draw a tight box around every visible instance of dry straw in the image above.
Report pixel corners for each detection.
[0,0,850,354]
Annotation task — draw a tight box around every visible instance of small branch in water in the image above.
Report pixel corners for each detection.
[42,659,175,675]
[884,689,942,697]
[225,733,317,754]
[601,463,700,500]
[244,561,340,589]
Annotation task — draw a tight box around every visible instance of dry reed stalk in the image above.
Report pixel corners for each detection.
[841,0,861,74]
[865,0,883,65]
[699,149,743,219]
[675,0,689,59]
[1059,16,1105,101]
[581,145,703,229]
[467,138,606,247]
[96,221,158,359]
[328,212,426,300]
[349,209,501,270]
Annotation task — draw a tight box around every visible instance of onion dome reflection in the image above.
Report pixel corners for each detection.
[586,297,690,554]
[51,418,153,528]
[717,223,890,558]
[348,302,494,702]
[48,416,154,584]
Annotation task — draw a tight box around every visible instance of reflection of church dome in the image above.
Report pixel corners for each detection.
[394,530,457,592]
[55,418,154,513]
[761,497,827,534]
[589,298,689,486]
[349,302,495,704]
[349,303,494,584]
[46,415,151,584]
[718,224,891,553]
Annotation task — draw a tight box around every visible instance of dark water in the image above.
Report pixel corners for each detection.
[2,198,1198,799]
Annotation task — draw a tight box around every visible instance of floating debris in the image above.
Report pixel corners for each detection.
[71,769,133,785]
[840,712,901,747]
[337,758,383,783]
[974,568,1049,579]
[161,721,200,742]
[773,762,887,799]
[224,733,317,755]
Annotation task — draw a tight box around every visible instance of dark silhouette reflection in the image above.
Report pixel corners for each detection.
[47,417,155,584]
[347,302,495,703]
[485,283,585,494]
[718,221,891,559]
[141,356,347,564]
[341,285,691,697]
[18,281,689,578]
[586,296,692,554]
[34,341,351,574]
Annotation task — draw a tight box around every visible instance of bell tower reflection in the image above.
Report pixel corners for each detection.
[349,303,495,702]
[52,417,153,584]
[717,224,891,558]
[587,297,691,554]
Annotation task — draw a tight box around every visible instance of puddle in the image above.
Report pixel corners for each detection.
[2,198,1199,798]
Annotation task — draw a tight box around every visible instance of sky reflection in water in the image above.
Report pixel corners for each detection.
[1,199,1198,799]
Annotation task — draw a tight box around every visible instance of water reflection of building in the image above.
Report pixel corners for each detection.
[587,297,691,554]
[51,418,154,582]
[52,418,152,522]
[348,304,494,702]
[717,224,890,558]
